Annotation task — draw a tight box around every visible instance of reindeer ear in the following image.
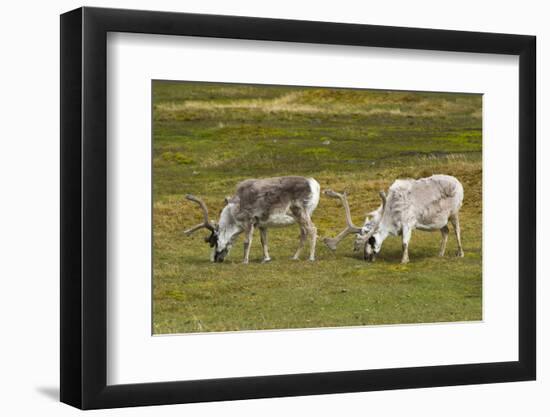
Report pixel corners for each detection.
[224,196,231,205]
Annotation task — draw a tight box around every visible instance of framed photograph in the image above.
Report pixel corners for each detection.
[60,6,536,409]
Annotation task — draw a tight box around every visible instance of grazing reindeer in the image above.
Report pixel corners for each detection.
[185,176,320,263]
[323,175,464,263]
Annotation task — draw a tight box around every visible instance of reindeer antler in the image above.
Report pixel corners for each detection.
[184,194,215,235]
[323,190,363,250]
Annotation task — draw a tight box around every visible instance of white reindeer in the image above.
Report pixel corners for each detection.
[323,175,464,263]
[185,176,320,263]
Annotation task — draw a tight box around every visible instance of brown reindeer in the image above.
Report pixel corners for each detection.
[185,176,320,263]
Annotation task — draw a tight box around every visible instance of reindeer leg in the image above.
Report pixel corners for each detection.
[308,225,318,261]
[439,225,449,257]
[292,223,307,260]
[450,214,464,257]
[305,215,317,262]
[291,208,317,261]
[401,226,412,264]
[243,224,255,264]
[259,227,271,263]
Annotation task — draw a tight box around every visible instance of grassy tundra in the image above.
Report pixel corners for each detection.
[152,81,482,334]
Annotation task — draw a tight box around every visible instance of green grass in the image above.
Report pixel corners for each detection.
[152,81,482,334]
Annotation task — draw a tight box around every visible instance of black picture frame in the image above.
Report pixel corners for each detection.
[60,6,536,410]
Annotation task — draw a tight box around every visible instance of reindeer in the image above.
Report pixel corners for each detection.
[323,175,464,263]
[184,176,320,263]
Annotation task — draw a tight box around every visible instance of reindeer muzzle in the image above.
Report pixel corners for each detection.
[214,248,228,263]
[364,252,376,262]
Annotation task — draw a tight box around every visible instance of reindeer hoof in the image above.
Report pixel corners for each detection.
[261,258,272,264]
[308,257,315,262]
[456,250,465,258]
[242,260,249,264]
[291,256,300,261]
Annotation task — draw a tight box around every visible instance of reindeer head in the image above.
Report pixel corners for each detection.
[323,190,387,262]
[361,192,387,262]
[184,195,240,263]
